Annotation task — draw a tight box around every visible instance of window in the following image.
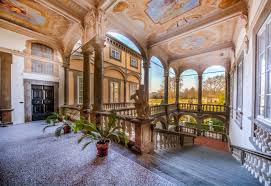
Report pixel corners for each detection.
[230,73,234,118]
[32,60,54,75]
[78,76,83,104]
[129,83,137,99]
[236,61,243,125]
[256,14,271,123]
[110,48,121,61]
[31,43,53,60]
[110,81,120,103]
[130,57,138,68]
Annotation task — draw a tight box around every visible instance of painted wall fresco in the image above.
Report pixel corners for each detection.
[0,0,46,31]
[145,0,200,24]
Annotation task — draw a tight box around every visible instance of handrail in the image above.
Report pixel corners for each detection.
[230,145,271,160]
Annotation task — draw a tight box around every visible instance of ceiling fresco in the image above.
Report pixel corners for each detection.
[158,16,237,58]
[145,0,200,24]
[0,0,71,39]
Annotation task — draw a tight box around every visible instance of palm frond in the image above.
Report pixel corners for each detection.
[82,141,93,150]
[42,124,56,133]
[55,126,64,137]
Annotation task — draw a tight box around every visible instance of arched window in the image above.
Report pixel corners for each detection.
[31,43,53,60]
[31,43,54,75]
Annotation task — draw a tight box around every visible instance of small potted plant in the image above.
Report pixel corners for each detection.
[72,113,128,157]
[43,112,72,137]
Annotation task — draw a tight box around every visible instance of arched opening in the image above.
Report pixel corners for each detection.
[202,66,225,105]
[168,68,176,104]
[107,32,141,54]
[180,69,198,104]
[202,118,225,133]
[179,115,197,128]
[149,56,164,105]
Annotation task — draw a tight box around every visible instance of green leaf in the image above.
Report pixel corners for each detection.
[55,126,64,137]
[82,141,93,150]
[42,124,55,133]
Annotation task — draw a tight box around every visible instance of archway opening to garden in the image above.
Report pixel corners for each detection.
[179,69,198,104]
[202,66,225,105]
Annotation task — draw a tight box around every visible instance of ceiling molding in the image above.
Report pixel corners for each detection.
[0,19,62,52]
[148,2,247,48]
[35,0,84,23]
[169,42,233,63]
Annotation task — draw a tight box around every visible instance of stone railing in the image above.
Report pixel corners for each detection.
[179,125,227,142]
[153,128,196,151]
[252,122,271,154]
[113,108,137,118]
[61,105,81,121]
[103,102,134,111]
[97,111,154,153]
[179,125,197,135]
[179,103,227,114]
[231,145,271,186]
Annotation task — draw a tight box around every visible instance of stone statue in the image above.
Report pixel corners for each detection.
[130,85,150,119]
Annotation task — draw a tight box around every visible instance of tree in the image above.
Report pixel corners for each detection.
[203,75,225,104]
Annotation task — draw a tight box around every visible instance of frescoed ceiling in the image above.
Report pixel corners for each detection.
[0,0,248,66]
[0,0,72,39]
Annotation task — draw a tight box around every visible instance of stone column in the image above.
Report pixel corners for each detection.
[63,56,70,105]
[198,73,203,105]
[163,68,169,104]
[124,80,127,103]
[82,45,93,113]
[175,76,180,104]
[92,38,105,112]
[143,62,150,101]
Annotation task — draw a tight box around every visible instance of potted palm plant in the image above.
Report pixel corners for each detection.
[43,112,72,137]
[72,113,128,157]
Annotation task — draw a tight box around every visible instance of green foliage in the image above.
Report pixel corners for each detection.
[72,113,128,150]
[43,112,72,137]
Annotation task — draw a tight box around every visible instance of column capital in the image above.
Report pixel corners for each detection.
[176,76,180,82]
[62,56,70,68]
[143,62,150,69]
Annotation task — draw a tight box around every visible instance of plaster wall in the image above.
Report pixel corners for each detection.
[229,0,269,149]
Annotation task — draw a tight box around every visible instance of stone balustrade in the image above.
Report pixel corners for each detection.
[252,123,271,154]
[153,128,196,151]
[231,145,271,186]
[103,102,135,110]
[179,103,227,113]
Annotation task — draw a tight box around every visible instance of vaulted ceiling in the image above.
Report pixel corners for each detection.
[0,0,248,70]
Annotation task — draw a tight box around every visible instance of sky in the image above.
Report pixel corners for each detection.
[107,32,225,93]
[107,32,141,54]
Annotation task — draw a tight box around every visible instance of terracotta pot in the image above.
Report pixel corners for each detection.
[96,140,109,157]
[63,124,71,134]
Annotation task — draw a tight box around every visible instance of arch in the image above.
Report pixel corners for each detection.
[178,113,199,123]
[126,72,140,83]
[201,114,226,123]
[168,113,178,125]
[202,65,225,75]
[63,23,83,57]
[104,66,126,80]
[105,29,147,60]
[152,116,167,129]
[202,116,225,133]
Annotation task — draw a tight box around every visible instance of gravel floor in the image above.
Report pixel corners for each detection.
[0,121,173,186]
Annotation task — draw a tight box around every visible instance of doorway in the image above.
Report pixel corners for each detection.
[31,85,54,121]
